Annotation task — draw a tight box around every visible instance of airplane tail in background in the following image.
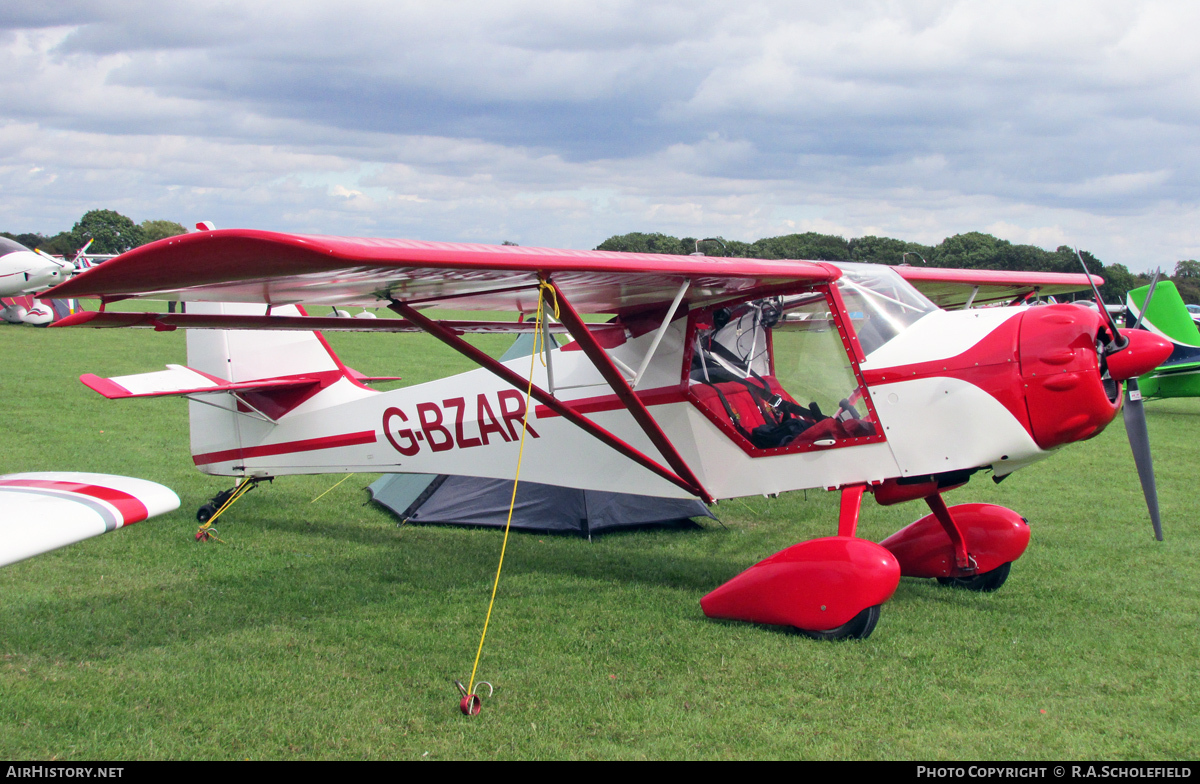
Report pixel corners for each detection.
[1126,281,1200,347]
[1125,281,1200,399]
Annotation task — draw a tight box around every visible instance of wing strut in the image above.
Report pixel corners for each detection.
[387,297,712,502]
[632,279,690,388]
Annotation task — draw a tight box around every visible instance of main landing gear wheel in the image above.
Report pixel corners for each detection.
[937,561,1012,592]
[796,604,882,641]
[196,503,218,523]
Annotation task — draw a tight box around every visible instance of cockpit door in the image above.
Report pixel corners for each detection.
[686,284,885,457]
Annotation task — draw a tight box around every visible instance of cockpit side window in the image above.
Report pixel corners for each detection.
[687,285,884,455]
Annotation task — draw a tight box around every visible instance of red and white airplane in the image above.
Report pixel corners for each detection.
[44,228,1172,639]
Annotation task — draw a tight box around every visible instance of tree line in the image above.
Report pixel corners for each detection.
[596,231,1198,305]
[3,210,186,257]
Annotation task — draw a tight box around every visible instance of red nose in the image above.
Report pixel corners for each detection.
[1106,329,1173,382]
[1019,305,1118,450]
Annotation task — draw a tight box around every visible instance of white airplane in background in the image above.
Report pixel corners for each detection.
[0,236,77,325]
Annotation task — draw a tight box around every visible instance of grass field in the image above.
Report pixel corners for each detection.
[1,314,1197,760]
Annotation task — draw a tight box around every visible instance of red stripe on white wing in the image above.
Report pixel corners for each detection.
[0,478,149,526]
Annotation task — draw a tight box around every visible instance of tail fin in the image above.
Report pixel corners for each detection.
[1126,281,1200,347]
[185,302,374,474]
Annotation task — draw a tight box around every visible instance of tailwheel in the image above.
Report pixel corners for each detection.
[937,561,1012,592]
[196,486,237,522]
[193,477,270,524]
[796,604,882,641]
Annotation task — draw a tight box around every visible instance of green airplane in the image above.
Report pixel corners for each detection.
[1124,280,1200,399]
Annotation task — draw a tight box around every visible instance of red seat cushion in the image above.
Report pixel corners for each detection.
[691,377,796,432]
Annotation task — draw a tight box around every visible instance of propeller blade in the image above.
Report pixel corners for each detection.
[1132,269,1162,331]
[1122,377,1163,541]
[1075,248,1125,348]
[33,248,74,271]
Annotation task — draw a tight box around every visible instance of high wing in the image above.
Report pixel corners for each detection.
[45,229,840,316]
[894,266,1102,309]
[1,472,180,567]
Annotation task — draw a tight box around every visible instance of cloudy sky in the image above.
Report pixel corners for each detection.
[1,0,1197,270]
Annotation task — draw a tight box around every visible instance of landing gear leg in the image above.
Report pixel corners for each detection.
[925,493,973,573]
[880,499,1030,590]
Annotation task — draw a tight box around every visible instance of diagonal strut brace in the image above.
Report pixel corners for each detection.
[548,281,710,503]
[387,298,711,502]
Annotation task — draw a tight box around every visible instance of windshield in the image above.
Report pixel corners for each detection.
[829,262,937,356]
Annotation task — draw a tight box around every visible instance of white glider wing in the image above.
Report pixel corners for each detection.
[0,472,180,567]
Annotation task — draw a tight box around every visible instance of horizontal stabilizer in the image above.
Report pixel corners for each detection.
[81,364,320,399]
[0,472,179,568]
[344,367,403,384]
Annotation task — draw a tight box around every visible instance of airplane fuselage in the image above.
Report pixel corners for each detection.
[172,296,1122,502]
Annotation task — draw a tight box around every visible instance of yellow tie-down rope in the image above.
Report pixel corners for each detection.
[311,473,356,503]
[194,478,257,542]
[462,281,559,714]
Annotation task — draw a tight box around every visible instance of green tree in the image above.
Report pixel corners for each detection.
[0,231,79,253]
[596,232,692,255]
[1098,263,1138,305]
[929,232,1010,269]
[720,239,756,258]
[39,232,81,255]
[72,209,145,254]
[849,235,934,265]
[1174,260,1200,279]
[1,231,41,249]
[140,220,187,244]
[593,229,1148,303]
[1046,246,1086,275]
[752,232,851,261]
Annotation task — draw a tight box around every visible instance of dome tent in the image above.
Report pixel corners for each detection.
[368,473,714,538]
